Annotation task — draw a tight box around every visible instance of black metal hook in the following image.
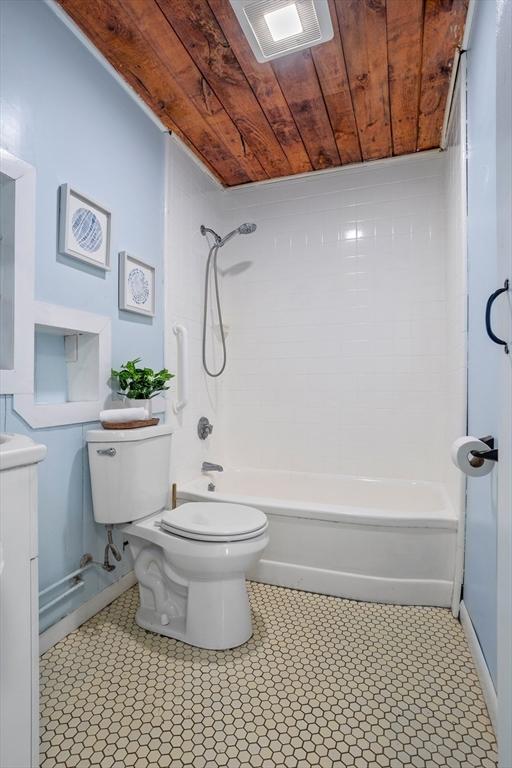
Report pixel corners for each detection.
[485,279,509,353]
[470,435,498,466]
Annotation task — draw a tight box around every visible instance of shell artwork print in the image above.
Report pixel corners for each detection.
[71,207,103,253]
[119,252,155,316]
[128,267,150,306]
[58,185,111,270]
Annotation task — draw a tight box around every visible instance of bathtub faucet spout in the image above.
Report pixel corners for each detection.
[202,462,224,473]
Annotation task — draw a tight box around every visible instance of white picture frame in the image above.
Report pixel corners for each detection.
[58,184,111,270]
[119,251,156,317]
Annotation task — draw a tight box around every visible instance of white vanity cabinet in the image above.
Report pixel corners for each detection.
[0,433,46,768]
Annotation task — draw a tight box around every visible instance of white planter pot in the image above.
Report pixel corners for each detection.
[127,398,152,418]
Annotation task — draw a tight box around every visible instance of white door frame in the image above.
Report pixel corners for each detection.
[496,1,512,765]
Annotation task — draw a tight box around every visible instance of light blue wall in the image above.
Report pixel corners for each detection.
[35,332,68,404]
[0,0,166,631]
[465,0,498,684]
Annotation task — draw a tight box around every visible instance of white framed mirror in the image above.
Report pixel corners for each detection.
[0,149,35,395]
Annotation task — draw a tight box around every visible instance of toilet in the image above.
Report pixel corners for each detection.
[86,425,268,650]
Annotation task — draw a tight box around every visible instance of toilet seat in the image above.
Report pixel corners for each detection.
[160,502,268,542]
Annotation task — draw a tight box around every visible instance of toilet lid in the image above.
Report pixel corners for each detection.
[160,502,268,542]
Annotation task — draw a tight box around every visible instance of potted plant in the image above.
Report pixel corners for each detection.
[111,359,174,417]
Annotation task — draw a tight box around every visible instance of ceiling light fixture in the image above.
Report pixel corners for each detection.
[264,4,303,41]
[229,0,333,62]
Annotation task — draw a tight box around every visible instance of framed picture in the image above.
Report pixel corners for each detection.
[59,184,111,270]
[119,251,155,317]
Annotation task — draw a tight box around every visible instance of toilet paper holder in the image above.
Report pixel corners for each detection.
[469,435,498,467]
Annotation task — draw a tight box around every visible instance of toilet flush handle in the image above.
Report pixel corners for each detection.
[97,447,116,456]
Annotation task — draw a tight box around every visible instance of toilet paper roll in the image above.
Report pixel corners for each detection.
[451,436,495,477]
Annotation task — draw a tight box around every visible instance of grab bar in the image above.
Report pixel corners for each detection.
[172,324,189,414]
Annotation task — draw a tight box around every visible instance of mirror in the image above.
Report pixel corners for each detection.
[0,150,35,395]
[0,171,16,370]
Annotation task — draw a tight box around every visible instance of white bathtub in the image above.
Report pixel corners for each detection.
[178,468,458,607]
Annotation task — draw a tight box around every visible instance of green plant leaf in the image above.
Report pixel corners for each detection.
[110,359,174,399]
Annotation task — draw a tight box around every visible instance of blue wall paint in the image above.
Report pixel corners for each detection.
[35,332,68,404]
[465,0,498,684]
[0,0,166,631]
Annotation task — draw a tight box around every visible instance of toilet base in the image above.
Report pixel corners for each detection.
[134,575,254,650]
[122,517,268,650]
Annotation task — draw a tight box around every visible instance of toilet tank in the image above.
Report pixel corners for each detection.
[86,424,172,524]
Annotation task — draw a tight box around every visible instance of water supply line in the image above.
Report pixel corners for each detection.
[103,524,122,572]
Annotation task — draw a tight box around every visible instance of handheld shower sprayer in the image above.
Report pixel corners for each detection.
[200,222,257,377]
[237,223,257,234]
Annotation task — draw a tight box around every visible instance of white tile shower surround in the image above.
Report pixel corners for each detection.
[163,147,463,612]
[443,78,468,516]
[165,138,226,484]
[219,153,452,483]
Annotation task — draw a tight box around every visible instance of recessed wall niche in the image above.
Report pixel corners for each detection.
[34,327,99,405]
[14,302,111,428]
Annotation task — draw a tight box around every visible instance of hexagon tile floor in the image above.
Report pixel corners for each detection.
[40,583,497,768]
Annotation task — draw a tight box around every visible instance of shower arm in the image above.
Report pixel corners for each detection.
[200,225,221,244]
[218,230,238,247]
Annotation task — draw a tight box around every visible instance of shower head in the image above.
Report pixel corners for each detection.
[237,223,257,234]
[201,222,257,248]
[218,222,257,246]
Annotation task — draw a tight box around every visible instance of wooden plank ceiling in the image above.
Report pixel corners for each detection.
[58,0,468,187]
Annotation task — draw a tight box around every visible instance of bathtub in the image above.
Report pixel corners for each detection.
[178,468,458,608]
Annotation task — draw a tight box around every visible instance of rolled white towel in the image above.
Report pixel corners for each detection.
[100,407,148,423]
